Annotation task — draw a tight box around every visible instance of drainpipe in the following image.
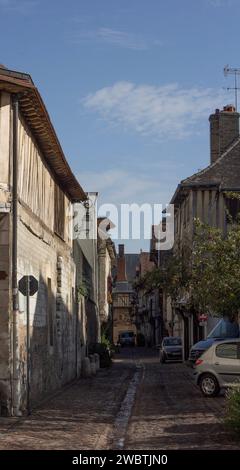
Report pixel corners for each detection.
[11,95,21,416]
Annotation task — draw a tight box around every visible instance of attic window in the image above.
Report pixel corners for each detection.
[224,193,240,223]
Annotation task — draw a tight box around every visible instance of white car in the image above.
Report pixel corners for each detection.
[193,339,240,397]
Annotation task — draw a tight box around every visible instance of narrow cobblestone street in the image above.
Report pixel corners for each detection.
[0,348,239,450]
[125,351,240,450]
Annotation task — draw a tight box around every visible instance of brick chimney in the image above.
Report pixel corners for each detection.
[209,105,239,164]
[116,244,127,282]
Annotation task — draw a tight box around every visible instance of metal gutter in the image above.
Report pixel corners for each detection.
[11,95,21,416]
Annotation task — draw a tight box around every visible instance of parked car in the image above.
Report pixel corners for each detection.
[159,336,183,363]
[118,331,135,347]
[189,316,240,364]
[193,338,240,397]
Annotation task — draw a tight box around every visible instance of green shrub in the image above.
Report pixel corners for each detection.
[101,332,115,357]
[101,332,111,348]
[225,386,240,434]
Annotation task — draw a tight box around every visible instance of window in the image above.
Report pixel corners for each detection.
[175,213,178,235]
[118,295,128,306]
[224,195,240,223]
[54,183,65,239]
[183,201,186,227]
[47,278,54,347]
[82,255,93,300]
[216,343,238,359]
[186,198,190,223]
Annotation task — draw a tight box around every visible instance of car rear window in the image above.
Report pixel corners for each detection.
[216,343,239,359]
[163,338,181,346]
[120,332,134,338]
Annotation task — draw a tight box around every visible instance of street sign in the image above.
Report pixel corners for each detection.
[18,275,38,415]
[198,313,208,323]
[18,275,38,297]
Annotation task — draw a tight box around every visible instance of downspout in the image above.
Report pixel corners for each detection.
[11,95,21,416]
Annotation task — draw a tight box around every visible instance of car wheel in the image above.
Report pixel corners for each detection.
[199,374,220,397]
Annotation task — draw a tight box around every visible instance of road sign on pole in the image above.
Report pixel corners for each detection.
[26,276,31,415]
[198,313,208,323]
[18,275,38,297]
[18,275,38,415]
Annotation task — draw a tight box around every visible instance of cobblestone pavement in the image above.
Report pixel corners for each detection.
[0,348,239,450]
[0,352,137,450]
[125,350,240,450]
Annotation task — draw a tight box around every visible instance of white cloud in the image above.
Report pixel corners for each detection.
[78,167,180,252]
[82,81,228,140]
[78,165,181,207]
[70,27,162,50]
[78,169,154,204]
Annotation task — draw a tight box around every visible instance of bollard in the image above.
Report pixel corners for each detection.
[94,353,100,371]
[89,354,97,376]
[81,357,91,378]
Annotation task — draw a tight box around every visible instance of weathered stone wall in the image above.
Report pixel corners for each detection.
[73,199,100,344]
[17,204,81,409]
[73,238,99,346]
[0,90,86,415]
[73,240,87,359]
[98,246,112,324]
[0,213,11,415]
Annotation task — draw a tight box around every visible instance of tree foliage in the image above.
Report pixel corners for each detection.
[135,220,240,317]
[134,250,190,304]
[190,221,240,316]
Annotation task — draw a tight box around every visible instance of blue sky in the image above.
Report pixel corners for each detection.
[0,0,239,251]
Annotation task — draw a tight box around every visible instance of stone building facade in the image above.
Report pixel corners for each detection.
[97,218,116,339]
[112,245,137,345]
[134,251,156,346]
[0,66,86,415]
[165,105,240,358]
[74,193,100,347]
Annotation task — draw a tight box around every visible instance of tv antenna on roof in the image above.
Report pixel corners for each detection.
[223,65,240,111]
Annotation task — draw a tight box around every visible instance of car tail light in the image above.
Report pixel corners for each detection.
[195,359,203,366]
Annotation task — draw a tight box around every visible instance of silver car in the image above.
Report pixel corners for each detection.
[159,336,183,363]
[193,339,240,397]
[118,331,135,347]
